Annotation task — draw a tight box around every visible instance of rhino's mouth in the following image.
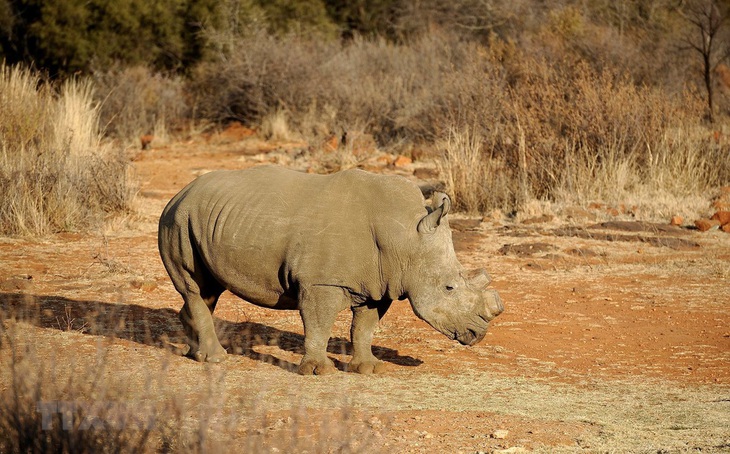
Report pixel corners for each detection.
[453,327,486,346]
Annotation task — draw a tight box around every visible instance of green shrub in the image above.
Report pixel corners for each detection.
[0,0,218,75]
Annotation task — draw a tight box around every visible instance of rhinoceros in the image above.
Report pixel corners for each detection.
[158,165,503,375]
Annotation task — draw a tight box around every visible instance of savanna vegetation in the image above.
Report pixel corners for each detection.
[1,0,729,226]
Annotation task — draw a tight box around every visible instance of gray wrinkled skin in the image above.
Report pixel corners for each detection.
[158,166,503,375]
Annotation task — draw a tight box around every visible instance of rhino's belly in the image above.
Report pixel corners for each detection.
[228,285,299,310]
[201,241,299,310]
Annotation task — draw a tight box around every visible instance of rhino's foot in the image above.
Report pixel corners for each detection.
[349,359,387,375]
[298,358,338,376]
[187,345,227,363]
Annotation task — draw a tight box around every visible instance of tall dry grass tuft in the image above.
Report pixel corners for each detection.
[0,64,134,236]
[438,126,514,214]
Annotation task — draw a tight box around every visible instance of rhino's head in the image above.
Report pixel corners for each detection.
[402,193,504,346]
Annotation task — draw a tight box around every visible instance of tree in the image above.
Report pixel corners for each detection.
[0,0,218,77]
[681,0,730,123]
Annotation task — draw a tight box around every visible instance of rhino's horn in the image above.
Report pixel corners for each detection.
[418,193,451,234]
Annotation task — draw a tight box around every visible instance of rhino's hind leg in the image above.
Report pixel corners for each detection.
[297,285,349,375]
[349,300,392,374]
[179,291,227,363]
[163,227,227,363]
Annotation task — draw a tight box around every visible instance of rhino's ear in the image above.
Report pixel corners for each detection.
[431,192,451,215]
[418,193,451,234]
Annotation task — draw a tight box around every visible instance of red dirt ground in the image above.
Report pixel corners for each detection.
[1,133,728,452]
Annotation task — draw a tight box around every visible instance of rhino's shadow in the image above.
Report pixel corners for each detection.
[0,292,422,373]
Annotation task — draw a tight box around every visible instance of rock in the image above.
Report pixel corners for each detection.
[695,218,721,232]
[722,223,730,233]
[491,429,509,439]
[710,211,730,225]
[670,215,683,226]
[376,154,393,164]
[393,155,413,167]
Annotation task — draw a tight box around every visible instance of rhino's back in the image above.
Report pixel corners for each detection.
[160,166,426,305]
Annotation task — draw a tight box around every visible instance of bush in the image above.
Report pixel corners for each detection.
[92,66,188,145]
[433,55,724,217]
[0,64,134,236]
[189,31,508,145]
[0,0,218,75]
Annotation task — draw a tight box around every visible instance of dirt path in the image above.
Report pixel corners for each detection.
[1,136,729,452]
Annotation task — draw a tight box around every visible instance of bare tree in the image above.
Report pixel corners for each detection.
[681,0,729,123]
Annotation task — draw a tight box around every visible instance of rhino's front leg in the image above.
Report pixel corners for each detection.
[297,285,349,375]
[349,299,392,374]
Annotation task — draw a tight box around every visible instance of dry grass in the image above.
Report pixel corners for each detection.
[259,110,297,142]
[92,66,188,146]
[0,64,135,236]
[437,125,515,214]
[0,303,378,453]
[3,313,725,453]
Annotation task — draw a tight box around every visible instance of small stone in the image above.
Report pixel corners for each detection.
[711,211,730,225]
[491,429,509,439]
[669,215,683,226]
[695,218,721,232]
[393,155,413,167]
[722,223,730,233]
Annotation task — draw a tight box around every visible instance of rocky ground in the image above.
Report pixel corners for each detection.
[1,128,729,453]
